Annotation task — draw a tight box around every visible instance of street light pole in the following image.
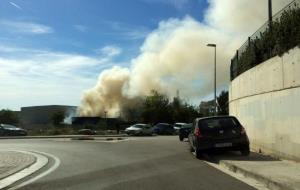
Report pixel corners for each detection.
[207,44,217,116]
[268,0,273,31]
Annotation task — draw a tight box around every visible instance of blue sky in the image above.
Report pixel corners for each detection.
[0,0,209,110]
[0,0,208,57]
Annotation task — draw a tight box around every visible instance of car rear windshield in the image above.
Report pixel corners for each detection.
[182,123,192,128]
[198,118,240,130]
[133,124,145,129]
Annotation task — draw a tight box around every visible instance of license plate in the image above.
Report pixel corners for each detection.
[215,143,232,148]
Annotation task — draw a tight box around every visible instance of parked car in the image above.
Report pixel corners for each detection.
[179,123,192,141]
[188,116,250,158]
[0,124,27,136]
[78,129,97,135]
[173,122,187,134]
[152,123,175,135]
[125,124,153,136]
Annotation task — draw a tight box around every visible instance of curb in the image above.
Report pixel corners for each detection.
[0,134,127,140]
[0,152,36,181]
[0,151,48,190]
[219,160,294,190]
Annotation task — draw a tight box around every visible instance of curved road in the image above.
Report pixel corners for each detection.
[0,136,257,190]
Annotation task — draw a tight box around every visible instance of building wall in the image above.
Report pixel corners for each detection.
[229,47,300,160]
[20,105,77,127]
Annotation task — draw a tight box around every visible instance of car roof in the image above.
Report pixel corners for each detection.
[174,123,186,125]
[133,123,147,126]
[156,123,170,125]
[195,116,237,122]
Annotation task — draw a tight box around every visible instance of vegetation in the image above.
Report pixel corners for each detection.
[122,90,229,124]
[217,91,229,115]
[0,109,19,124]
[232,2,300,80]
[51,111,65,126]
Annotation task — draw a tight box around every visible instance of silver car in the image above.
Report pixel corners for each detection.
[125,124,153,136]
[173,122,187,134]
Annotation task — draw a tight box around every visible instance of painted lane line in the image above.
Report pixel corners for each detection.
[0,150,48,190]
[8,150,61,190]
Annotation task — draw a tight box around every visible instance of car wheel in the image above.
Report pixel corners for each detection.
[179,135,183,141]
[240,146,250,156]
[195,148,202,159]
[189,144,194,152]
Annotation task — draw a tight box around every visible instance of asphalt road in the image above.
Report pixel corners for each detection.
[0,136,257,190]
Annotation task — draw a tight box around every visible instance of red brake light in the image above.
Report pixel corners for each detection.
[194,127,202,138]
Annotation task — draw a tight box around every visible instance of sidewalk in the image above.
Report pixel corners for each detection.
[0,151,36,180]
[210,151,300,190]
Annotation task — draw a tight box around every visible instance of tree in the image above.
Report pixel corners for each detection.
[51,111,65,126]
[139,90,200,124]
[141,90,173,124]
[172,97,199,123]
[0,109,19,124]
[217,91,229,115]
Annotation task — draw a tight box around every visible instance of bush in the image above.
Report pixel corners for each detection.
[232,2,300,80]
[0,109,19,124]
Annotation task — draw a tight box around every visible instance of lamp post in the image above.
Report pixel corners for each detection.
[268,0,273,31]
[207,43,217,116]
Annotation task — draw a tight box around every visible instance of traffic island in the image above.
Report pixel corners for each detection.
[0,150,49,189]
[71,136,95,140]
[0,151,36,180]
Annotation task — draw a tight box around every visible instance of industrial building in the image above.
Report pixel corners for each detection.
[72,117,120,130]
[20,105,77,127]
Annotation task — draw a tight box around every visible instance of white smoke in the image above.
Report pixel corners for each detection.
[79,0,292,117]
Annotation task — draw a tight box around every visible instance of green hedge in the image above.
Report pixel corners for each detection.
[231,3,300,80]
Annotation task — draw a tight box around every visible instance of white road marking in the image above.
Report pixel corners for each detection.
[8,150,60,190]
[0,150,48,190]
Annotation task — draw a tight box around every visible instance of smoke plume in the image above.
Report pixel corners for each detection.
[79,0,292,117]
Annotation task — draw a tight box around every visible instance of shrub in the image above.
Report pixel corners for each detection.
[232,2,300,80]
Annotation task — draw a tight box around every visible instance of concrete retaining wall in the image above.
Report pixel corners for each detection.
[229,47,300,160]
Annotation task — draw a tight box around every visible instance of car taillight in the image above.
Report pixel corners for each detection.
[194,127,202,138]
[241,126,246,135]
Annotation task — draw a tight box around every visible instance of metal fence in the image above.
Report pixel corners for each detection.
[230,0,300,80]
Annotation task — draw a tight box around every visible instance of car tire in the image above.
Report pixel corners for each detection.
[240,146,250,156]
[179,135,184,141]
[195,148,202,159]
[189,145,194,152]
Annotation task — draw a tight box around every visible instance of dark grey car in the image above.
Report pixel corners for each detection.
[188,116,250,158]
[0,124,27,136]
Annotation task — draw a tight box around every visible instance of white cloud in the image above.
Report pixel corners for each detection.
[9,2,22,10]
[0,20,53,34]
[79,0,293,117]
[73,24,88,32]
[95,45,122,57]
[205,0,294,35]
[0,45,118,110]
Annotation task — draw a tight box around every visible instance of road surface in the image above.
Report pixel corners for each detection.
[0,136,257,190]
